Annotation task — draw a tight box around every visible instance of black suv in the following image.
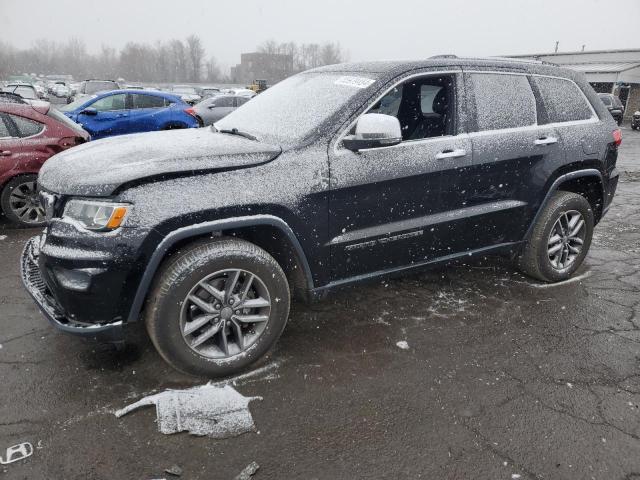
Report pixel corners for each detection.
[22,57,621,377]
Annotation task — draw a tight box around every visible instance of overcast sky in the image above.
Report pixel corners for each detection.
[2,0,639,70]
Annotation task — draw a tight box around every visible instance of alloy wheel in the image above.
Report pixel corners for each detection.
[9,181,45,224]
[547,209,585,270]
[180,269,271,359]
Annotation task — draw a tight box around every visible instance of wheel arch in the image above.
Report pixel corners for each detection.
[126,214,314,323]
[524,168,604,240]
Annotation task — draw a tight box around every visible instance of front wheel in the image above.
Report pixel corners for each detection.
[0,175,46,227]
[517,191,594,283]
[145,238,290,377]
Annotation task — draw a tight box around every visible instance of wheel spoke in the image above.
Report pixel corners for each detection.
[569,237,583,245]
[548,234,562,246]
[548,243,563,255]
[230,319,244,350]
[239,274,254,302]
[198,281,225,302]
[240,297,271,309]
[219,326,229,355]
[225,271,241,301]
[233,313,269,324]
[183,314,216,335]
[191,321,223,348]
[568,245,580,254]
[188,294,215,313]
[569,219,584,238]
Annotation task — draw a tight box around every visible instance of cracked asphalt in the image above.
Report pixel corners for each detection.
[1,126,639,480]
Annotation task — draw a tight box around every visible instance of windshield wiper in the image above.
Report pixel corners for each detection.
[214,126,257,141]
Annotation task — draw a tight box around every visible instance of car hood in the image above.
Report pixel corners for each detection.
[39,128,282,196]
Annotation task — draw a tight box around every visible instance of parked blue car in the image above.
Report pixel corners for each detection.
[59,89,200,140]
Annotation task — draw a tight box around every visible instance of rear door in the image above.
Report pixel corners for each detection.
[2,113,49,170]
[456,71,565,252]
[328,70,473,280]
[0,114,23,173]
[76,93,129,139]
[128,93,170,133]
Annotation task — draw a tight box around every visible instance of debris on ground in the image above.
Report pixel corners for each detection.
[115,384,261,438]
[0,235,6,241]
[164,464,183,476]
[396,341,409,350]
[0,442,33,465]
[234,462,260,480]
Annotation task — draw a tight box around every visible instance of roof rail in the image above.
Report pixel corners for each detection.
[429,54,458,59]
[489,56,544,64]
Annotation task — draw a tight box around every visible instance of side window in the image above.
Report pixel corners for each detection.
[8,114,44,137]
[235,97,249,107]
[0,115,13,138]
[468,73,536,131]
[366,74,455,140]
[131,94,166,109]
[90,94,127,112]
[214,97,234,108]
[531,76,594,124]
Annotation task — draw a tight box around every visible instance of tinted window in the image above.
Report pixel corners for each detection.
[0,115,12,137]
[235,97,249,107]
[132,94,167,109]
[91,94,127,111]
[8,114,44,137]
[214,97,234,108]
[420,85,443,114]
[531,76,593,123]
[598,94,612,106]
[469,73,536,131]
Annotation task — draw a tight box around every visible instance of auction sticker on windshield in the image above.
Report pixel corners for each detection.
[334,76,375,89]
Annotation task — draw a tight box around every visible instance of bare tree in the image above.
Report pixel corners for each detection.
[186,35,205,82]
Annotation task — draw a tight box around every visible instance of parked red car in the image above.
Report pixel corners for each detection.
[0,94,89,226]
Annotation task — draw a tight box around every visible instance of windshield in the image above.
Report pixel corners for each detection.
[173,86,197,94]
[59,95,96,111]
[47,107,86,135]
[4,85,37,99]
[215,72,376,145]
[85,81,117,94]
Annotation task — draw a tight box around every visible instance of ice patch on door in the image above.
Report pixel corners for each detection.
[115,384,261,438]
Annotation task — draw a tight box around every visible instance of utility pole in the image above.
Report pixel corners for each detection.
[554,41,559,53]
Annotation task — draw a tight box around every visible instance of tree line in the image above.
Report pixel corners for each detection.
[0,36,347,84]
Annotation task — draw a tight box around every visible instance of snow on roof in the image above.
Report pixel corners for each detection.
[562,62,640,73]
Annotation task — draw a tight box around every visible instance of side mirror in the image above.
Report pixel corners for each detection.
[80,107,98,116]
[343,113,402,152]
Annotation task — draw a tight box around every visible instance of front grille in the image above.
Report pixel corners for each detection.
[21,237,64,321]
[24,241,47,296]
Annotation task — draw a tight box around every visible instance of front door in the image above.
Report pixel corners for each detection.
[328,71,472,281]
[76,93,129,139]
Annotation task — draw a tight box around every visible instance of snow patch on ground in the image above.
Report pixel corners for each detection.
[396,341,409,350]
[0,235,6,241]
[115,384,261,438]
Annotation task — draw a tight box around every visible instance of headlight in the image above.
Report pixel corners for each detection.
[63,200,129,231]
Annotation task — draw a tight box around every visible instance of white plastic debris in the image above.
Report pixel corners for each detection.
[234,462,260,480]
[396,341,409,350]
[0,442,33,465]
[115,384,261,438]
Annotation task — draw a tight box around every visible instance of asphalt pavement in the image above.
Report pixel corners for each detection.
[0,125,639,479]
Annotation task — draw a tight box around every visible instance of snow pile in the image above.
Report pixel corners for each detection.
[115,384,261,438]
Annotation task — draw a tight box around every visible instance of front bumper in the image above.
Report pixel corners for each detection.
[20,236,124,340]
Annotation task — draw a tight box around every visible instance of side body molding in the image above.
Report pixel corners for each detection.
[126,214,314,323]
[524,168,604,240]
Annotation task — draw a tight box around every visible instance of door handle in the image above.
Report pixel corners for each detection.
[435,149,466,160]
[534,136,558,146]
[0,151,11,156]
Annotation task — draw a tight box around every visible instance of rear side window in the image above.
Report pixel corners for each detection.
[468,73,536,131]
[214,97,234,108]
[0,115,12,137]
[8,114,44,137]
[91,94,127,111]
[531,76,594,123]
[131,94,167,109]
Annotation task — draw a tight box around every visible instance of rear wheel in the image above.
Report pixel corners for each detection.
[0,175,45,227]
[517,191,594,282]
[145,238,290,377]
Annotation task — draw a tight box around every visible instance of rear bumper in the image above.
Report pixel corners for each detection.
[20,236,124,341]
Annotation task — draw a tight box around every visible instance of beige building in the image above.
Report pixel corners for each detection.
[510,49,640,119]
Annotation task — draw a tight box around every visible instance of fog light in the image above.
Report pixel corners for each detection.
[53,267,103,292]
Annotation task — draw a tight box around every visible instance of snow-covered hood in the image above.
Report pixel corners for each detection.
[38,128,282,196]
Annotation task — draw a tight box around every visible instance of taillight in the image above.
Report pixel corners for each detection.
[184,107,196,117]
[613,129,622,147]
[58,137,77,149]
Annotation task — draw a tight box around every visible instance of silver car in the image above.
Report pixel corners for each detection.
[192,95,250,126]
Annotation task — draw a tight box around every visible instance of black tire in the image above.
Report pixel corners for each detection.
[145,237,290,377]
[517,191,594,283]
[0,175,45,227]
